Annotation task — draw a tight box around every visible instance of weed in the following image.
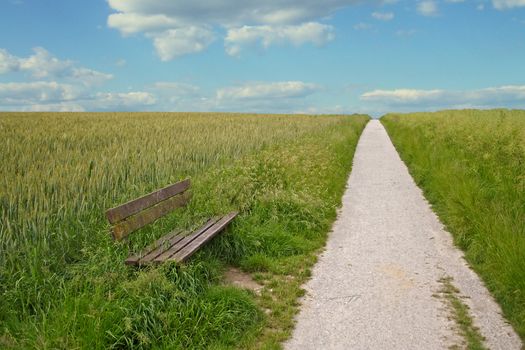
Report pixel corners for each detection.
[438,276,487,350]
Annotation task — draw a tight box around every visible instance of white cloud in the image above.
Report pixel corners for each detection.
[0,75,321,113]
[216,81,320,101]
[212,80,322,112]
[19,47,73,79]
[71,67,114,86]
[149,82,203,107]
[0,83,156,111]
[362,89,443,104]
[0,49,20,74]
[106,0,361,59]
[0,47,160,112]
[23,103,86,112]
[354,22,373,30]
[107,0,359,27]
[372,12,394,21]
[294,105,347,114]
[492,0,525,9]
[92,91,157,109]
[108,13,180,35]
[471,85,525,103]
[151,27,215,61]
[148,80,325,112]
[0,47,112,86]
[225,22,334,56]
[0,81,80,104]
[417,1,439,16]
[361,85,525,110]
[150,82,200,94]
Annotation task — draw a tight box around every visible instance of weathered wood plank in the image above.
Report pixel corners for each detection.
[152,218,219,263]
[106,179,190,224]
[111,191,191,241]
[125,229,183,265]
[133,233,186,265]
[167,212,238,263]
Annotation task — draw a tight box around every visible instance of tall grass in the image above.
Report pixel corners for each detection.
[0,112,369,348]
[382,109,525,340]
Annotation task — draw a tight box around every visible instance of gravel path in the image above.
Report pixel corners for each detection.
[285,120,521,350]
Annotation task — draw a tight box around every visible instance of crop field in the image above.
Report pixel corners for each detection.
[382,110,525,340]
[0,112,369,348]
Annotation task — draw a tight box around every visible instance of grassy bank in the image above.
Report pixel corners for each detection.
[0,112,369,349]
[382,110,525,340]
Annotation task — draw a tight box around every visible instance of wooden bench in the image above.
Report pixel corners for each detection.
[106,179,237,265]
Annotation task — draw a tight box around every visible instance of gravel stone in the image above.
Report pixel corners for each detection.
[284,120,522,350]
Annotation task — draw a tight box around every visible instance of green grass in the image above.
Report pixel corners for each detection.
[0,112,369,349]
[437,276,487,350]
[382,109,525,341]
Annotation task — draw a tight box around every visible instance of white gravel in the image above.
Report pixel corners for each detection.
[284,120,522,350]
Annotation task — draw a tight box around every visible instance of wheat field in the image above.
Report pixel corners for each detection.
[0,112,369,348]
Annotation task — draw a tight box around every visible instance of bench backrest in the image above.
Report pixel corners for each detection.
[106,179,191,241]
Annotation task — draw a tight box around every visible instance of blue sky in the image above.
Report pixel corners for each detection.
[1,0,524,116]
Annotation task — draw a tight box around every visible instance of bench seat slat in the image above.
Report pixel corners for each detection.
[134,233,186,264]
[111,191,190,241]
[107,179,190,224]
[137,218,217,265]
[125,229,183,265]
[167,212,238,263]
[151,218,220,263]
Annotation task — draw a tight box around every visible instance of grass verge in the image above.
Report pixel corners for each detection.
[382,109,525,341]
[0,112,369,349]
[437,276,487,350]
